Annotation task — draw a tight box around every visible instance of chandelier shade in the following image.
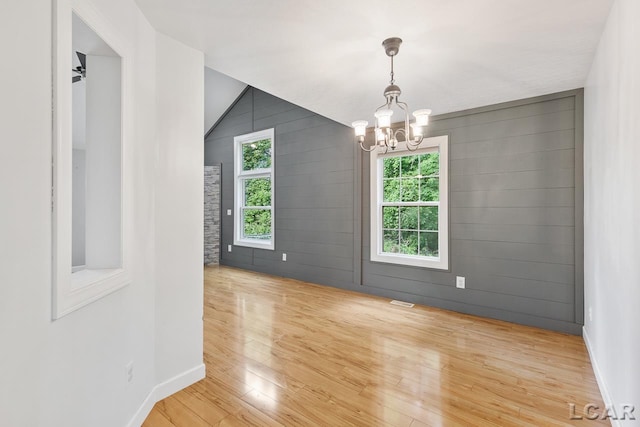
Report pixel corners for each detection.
[351,37,432,152]
[352,120,368,137]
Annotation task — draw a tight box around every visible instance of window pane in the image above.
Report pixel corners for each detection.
[420,177,439,202]
[383,178,400,202]
[419,152,439,177]
[419,206,438,231]
[399,206,418,230]
[383,230,400,253]
[401,178,419,202]
[242,138,271,171]
[400,231,419,255]
[382,206,399,229]
[419,232,438,257]
[383,157,400,178]
[244,178,271,206]
[401,155,419,177]
[243,209,271,240]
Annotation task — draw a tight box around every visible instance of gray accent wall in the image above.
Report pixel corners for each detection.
[205,87,584,334]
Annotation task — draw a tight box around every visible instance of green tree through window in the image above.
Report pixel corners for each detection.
[243,177,271,239]
[242,139,271,170]
[381,152,439,257]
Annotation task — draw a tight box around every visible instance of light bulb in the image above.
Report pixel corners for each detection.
[411,123,423,138]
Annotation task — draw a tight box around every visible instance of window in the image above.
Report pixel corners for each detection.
[234,129,275,250]
[370,135,449,269]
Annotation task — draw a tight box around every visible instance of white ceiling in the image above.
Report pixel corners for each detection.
[135,0,613,126]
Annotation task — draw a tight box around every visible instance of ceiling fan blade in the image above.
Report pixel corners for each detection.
[72,75,81,83]
[76,51,86,70]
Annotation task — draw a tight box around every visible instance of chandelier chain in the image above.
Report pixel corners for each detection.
[390,55,395,85]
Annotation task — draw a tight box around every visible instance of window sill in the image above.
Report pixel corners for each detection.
[71,268,125,290]
[370,252,448,270]
[233,239,274,251]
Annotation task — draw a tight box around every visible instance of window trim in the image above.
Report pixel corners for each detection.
[369,135,449,270]
[233,128,275,250]
[51,0,132,319]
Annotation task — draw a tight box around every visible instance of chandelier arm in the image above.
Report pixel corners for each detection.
[405,142,420,151]
[399,128,418,150]
[375,101,390,113]
[383,130,392,151]
[394,128,418,152]
[396,100,425,146]
[359,139,378,153]
[396,101,411,144]
[406,132,423,150]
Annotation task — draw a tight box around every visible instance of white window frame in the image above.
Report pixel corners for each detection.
[370,135,449,270]
[233,128,275,250]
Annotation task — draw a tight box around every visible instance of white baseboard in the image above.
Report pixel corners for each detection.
[583,326,622,427]
[126,363,206,427]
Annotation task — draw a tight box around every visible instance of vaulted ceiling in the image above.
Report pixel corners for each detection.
[135,0,613,126]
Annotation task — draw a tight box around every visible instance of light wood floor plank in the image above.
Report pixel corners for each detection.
[144,266,607,426]
[143,410,177,427]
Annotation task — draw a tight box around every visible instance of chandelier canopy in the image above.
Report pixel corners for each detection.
[351,37,431,152]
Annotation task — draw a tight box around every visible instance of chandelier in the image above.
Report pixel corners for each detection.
[351,37,431,152]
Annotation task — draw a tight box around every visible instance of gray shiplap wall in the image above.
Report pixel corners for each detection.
[205,87,584,334]
[205,88,356,289]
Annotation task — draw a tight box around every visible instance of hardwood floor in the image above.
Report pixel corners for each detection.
[143,266,607,426]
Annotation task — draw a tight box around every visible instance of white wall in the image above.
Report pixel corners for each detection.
[72,80,86,149]
[584,0,640,424]
[0,0,204,426]
[0,1,52,424]
[155,33,205,385]
[71,70,86,268]
[72,149,86,266]
[85,54,122,269]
